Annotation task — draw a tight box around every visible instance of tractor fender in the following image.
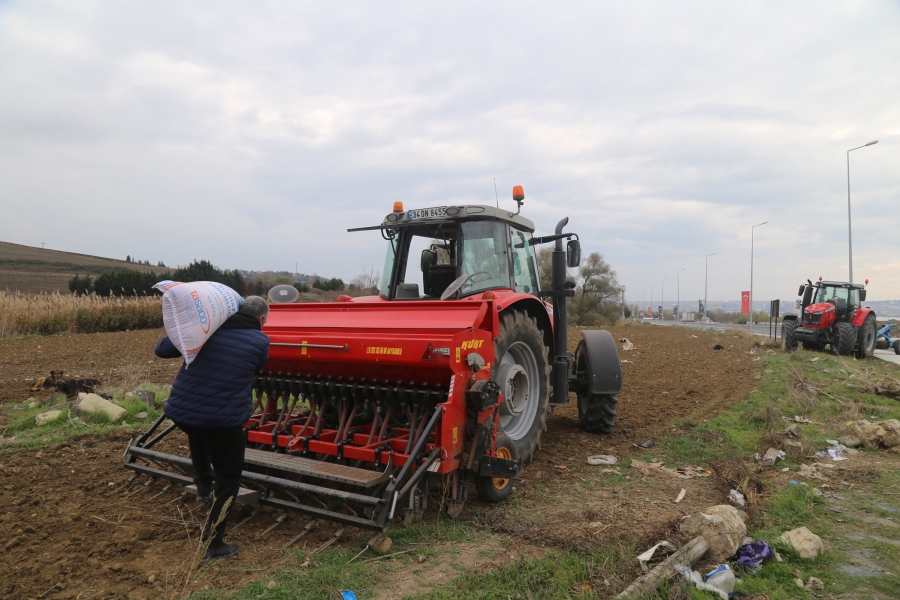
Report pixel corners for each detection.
[499,296,554,353]
[577,329,623,395]
[782,314,798,322]
[851,307,875,328]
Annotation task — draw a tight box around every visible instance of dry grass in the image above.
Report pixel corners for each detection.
[0,291,161,338]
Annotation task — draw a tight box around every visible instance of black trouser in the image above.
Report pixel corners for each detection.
[177,424,246,543]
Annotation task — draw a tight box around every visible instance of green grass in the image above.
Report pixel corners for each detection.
[0,383,169,450]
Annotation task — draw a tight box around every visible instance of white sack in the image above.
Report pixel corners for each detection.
[154,280,243,367]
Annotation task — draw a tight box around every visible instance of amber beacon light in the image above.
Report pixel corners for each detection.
[512,186,524,201]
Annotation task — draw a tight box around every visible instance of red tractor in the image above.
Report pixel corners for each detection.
[782,278,876,358]
[125,187,622,536]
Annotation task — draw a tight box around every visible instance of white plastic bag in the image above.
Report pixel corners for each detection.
[154,280,243,367]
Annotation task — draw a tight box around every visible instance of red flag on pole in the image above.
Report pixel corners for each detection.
[741,291,750,313]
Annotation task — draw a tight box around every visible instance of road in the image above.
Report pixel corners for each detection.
[642,318,782,338]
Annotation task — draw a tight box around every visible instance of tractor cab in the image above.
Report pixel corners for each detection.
[350,199,563,302]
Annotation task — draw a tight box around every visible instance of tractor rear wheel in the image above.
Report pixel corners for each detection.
[832,321,855,356]
[782,320,798,352]
[475,432,518,502]
[894,342,900,356]
[492,310,550,466]
[856,315,876,359]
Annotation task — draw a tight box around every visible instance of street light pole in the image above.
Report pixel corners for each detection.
[661,278,669,320]
[676,268,686,323]
[847,140,878,283]
[750,222,768,329]
[650,285,656,319]
[705,253,717,320]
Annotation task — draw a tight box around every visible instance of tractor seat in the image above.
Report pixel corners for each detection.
[395,283,420,299]
[427,265,457,297]
[834,298,847,312]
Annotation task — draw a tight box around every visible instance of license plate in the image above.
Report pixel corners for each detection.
[408,206,447,220]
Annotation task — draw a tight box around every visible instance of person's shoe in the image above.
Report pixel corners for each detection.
[196,483,213,503]
[201,541,240,563]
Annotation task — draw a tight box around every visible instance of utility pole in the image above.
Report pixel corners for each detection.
[847,140,878,282]
[676,268,686,323]
[704,253,717,320]
[750,222,768,329]
[661,278,669,320]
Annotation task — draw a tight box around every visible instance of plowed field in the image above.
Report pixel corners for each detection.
[0,325,759,599]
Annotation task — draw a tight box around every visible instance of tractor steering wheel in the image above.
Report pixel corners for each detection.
[461,271,493,287]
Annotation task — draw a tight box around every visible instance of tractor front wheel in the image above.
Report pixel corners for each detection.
[856,315,876,359]
[832,321,855,356]
[782,320,799,352]
[894,342,900,356]
[475,432,518,503]
[492,310,550,466]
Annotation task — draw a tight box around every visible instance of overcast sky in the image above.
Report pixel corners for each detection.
[1,1,898,303]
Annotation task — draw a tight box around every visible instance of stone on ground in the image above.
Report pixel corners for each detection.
[35,410,63,426]
[132,389,157,404]
[77,393,127,421]
[849,420,886,449]
[874,377,900,398]
[879,420,900,448]
[780,527,824,559]
[679,504,746,561]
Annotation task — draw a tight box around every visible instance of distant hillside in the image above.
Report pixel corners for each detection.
[0,240,169,294]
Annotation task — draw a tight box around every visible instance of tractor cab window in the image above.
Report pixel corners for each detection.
[815,286,850,313]
[380,224,458,299]
[458,221,511,296]
[510,228,539,295]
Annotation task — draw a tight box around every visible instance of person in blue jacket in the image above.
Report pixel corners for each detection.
[155,295,270,563]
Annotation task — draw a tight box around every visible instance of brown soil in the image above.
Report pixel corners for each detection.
[0,329,182,409]
[0,324,759,598]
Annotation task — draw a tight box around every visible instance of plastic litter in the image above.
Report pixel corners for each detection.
[727,489,746,507]
[636,541,673,572]
[735,541,772,572]
[587,455,617,466]
[674,564,728,600]
[640,439,657,448]
[824,440,849,461]
[789,479,799,484]
[340,592,358,600]
[154,280,243,367]
[705,565,736,594]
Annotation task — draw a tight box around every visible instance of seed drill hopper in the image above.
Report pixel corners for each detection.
[125,187,623,539]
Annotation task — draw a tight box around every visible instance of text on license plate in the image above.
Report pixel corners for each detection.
[408,207,447,220]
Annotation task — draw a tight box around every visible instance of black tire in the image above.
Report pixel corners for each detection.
[856,315,876,359]
[475,432,518,503]
[832,321,855,356]
[578,393,618,433]
[894,343,900,356]
[492,310,550,466]
[573,340,618,433]
[782,320,799,352]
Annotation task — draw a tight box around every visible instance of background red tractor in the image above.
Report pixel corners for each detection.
[125,187,623,537]
[782,278,876,358]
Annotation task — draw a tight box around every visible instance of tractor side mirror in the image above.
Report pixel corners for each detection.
[420,249,436,272]
[566,240,581,268]
[859,289,867,302]
[797,284,805,296]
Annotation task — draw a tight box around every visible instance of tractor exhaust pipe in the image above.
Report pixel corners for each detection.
[551,217,575,404]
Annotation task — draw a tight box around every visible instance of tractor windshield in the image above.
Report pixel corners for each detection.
[458,221,511,296]
[814,285,859,312]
